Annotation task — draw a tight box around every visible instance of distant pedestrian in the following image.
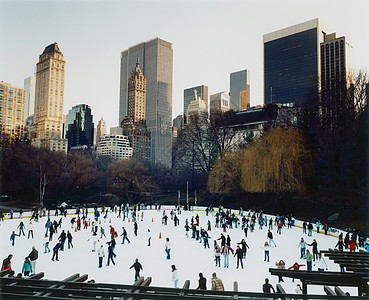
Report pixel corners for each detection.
[107,243,115,266]
[211,272,224,291]
[165,238,171,259]
[196,273,207,290]
[171,264,179,288]
[121,227,131,244]
[67,231,73,249]
[52,241,62,261]
[262,278,275,293]
[147,229,151,246]
[130,259,143,281]
[133,221,138,236]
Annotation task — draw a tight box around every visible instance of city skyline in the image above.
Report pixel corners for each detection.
[1,0,368,130]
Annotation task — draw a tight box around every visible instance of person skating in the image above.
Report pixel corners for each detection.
[44,234,50,253]
[275,260,285,282]
[121,227,131,244]
[211,272,224,291]
[147,229,151,246]
[171,264,179,288]
[335,238,344,251]
[287,262,305,282]
[307,239,318,261]
[302,221,307,234]
[267,230,277,247]
[298,238,306,259]
[217,233,226,248]
[314,252,328,271]
[196,273,207,290]
[262,241,271,262]
[214,245,221,267]
[348,238,358,252]
[307,222,313,236]
[28,246,38,274]
[262,278,275,293]
[22,257,32,277]
[130,259,143,281]
[234,245,244,269]
[221,243,234,268]
[133,221,138,236]
[303,249,313,271]
[165,238,171,259]
[97,245,105,268]
[67,230,73,249]
[52,240,62,261]
[45,218,52,235]
[17,221,25,236]
[10,231,18,246]
[237,239,249,258]
[107,243,115,266]
[58,230,67,251]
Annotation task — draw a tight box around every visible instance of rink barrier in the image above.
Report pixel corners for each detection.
[1,205,345,239]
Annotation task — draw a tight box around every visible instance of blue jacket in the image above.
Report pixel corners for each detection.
[22,260,32,273]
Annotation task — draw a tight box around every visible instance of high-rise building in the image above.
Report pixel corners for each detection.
[32,42,67,152]
[0,81,26,142]
[96,135,133,161]
[24,76,36,119]
[187,91,208,124]
[96,117,107,144]
[122,57,151,162]
[320,33,351,127]
[172,115,183,131]
[119,37,173,167]
[183,85,208,121]
[64,104,94,150]
[230,69,250,110]
[210,91,230,114]
[263,18,328,107]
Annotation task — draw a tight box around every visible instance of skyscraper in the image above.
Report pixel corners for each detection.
[96,117,107,143]
[210,92,230,114]
[0,81,26,142]
[24,76,36,119]
[32,42,67,152]
[183,85,208,121]
[230,69,250,110]
[119,37,173,167]
[263,18,328,106]
[187,91,208,124]
[64,104,94,150]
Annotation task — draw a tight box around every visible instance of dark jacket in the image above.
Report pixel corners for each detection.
[197,276,207,290]
[130,262,143,272]
[28,249,38,261]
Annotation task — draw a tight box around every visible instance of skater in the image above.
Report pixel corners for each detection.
[348,238,358,252]
[275,260,285,282]
[211,272,224,291]
[165,238,171,259]
[45,218,52,235]
[314,253,328,271]
[307,223,313,236]
[287,262,305,282]
[335,238,344,251]
[214,245,221,267]
[147,229,151,246]
[303,249,313,271]
[267,230,277,247]
[121,227,131,244]
[262,278,275,293]
[316,221,321,234]
[133,221,138,236]
[10,231,18,246]
[100,227,106,238]
[263,241,271,262]
[44,234,50,253]
[107,243,115,266]
[237,239,249,258]
[58,230,67,251]
[22,257,32,276]
[217,233,226,248]
[298,238,306,259]
[307,239,318,261]
[221,243,234,268]
[67,230,73,249]
[171,264,179,288]
[130,259,143,281]
[52,240,62,261]
[197,273,207,290]
[302,221,307,234]
[17,221,25,236]
[28,246,38,274]
[234,245,244,269]
[98,245,105,268]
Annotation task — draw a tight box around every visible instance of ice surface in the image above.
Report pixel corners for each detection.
[0,206,359,295]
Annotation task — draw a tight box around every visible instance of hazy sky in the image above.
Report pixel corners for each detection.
[1,0,368,130]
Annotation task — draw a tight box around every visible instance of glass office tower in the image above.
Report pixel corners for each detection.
[263,18,328,107]
[230,69,250,110]
[119,38,173,168]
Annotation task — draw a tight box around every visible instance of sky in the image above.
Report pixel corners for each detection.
[0,206,357,295]
[1,0,368,130]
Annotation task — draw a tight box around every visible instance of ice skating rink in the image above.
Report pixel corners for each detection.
[0,206,357,295]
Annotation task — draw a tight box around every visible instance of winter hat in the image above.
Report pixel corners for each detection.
[135,259,138,262]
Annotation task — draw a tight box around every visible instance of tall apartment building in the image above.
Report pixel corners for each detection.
[230,69,250,110]
[122,57,151,161]
[119,37,173,167]
[320,33,350,127]
[64,104,94,150]
[0,81,26,142]
[24,76,36,119]
[183,85,208,122]
[96,135,133,161]
[96,117,107,143]
[264,18,329,107]
[31,42,67,152]
[210,91,230,114]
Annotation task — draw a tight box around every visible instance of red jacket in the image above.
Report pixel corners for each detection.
[1,258,12,272]
[288,264,305,270]
[348,240,358,251]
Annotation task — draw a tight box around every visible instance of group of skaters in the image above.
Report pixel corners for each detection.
[1,246,38,279]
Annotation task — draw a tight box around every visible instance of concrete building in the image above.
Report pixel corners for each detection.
[187,90,208,123]
[0,81,26,142]
[263,18,329,107]
[183,85,208,121]
[31,42,67,152]
[210,91,230,114]
[230,69,250,110]
[110,126,123,135]
[64,104,94,150]
[96,117,107,145]
[119,37,173,167]
[96,135,133,161]
[24,76,36,119]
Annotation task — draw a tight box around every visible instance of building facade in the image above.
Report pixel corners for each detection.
[183,85,208,122]
[230,69,250,110]
[96,117,107,145]
[187,91,208,123]
[263,18,328,107]
[210,91,230,114]
[31,42,67,152]
[64,104,94,150]
[119,37,173,167]
[96,135,133,161]
[24,76,36,119]
[0,81,26,142]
